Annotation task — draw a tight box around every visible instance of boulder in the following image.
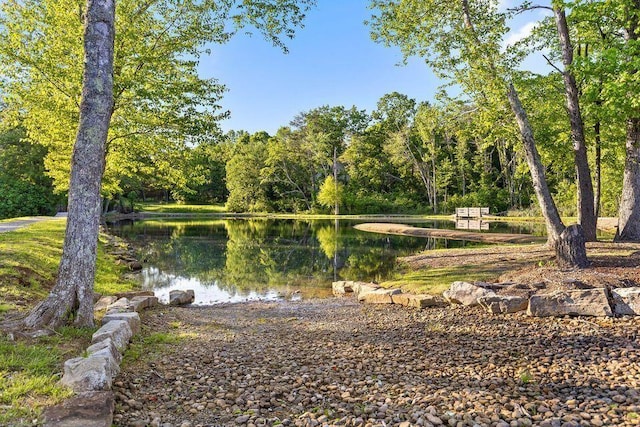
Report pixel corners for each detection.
[101,311,141,334]
[332,281,355,296]
[60,354,119,392]
[443,281,496,306]
[169,289,195,305]
[360,288,401,304]
[105,297,130,314]
[478,295,528,314]
[357,285,398,302]
[611,287,640,316]
[91,320,133,353]
[43,391,114,427]
[129,295,158,312]
[94,296,117,312]
[392,293,446,309]
[527,288,613,317]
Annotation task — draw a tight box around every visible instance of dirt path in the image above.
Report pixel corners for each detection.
[113,299,640,427]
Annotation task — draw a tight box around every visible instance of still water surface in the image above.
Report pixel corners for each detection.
[106,218,542,305]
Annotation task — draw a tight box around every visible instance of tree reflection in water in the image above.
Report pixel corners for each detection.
[106,218,482,303]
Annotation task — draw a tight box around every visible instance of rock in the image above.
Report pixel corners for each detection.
[527,288,613,317]
[60,354,119,392]
[128,261,143,271]
[392,293,446,309]
[106,297,130,314]
[332,281,355,296]
[129,295,159,312]
[358,288,401,303]
[611,287,640,316]
[115,290,155,299]
[478,295,529,314]
[85,338,122,371]
[94,296,117,312]
[443,281,496,306]
[43,391,114,427]
[169,290,195,306]
[92,320,133,352]
[102,311,141,334]
[355,283,384,300]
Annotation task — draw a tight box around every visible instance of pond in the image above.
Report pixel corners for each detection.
[105,218,544,305]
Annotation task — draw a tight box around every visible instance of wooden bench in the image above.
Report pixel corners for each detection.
[455,207,489,218]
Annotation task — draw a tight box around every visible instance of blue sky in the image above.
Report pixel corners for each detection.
[199,1,551,135]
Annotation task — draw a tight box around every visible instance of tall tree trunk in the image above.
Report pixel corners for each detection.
[554,7,597,241]
[594,120,601,219]
[24,0,115,329]
[616,118,640,241]
[461,0,586,266]
[506,83,565,246]
[616,6,640,242]
[333,146,339,215]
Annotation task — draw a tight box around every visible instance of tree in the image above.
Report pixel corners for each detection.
[6,0,316,329]
[369,0,588,267]
[24,0,116,329]
[0,0,315,203]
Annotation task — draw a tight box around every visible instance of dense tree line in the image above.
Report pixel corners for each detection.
[0,0,635,233]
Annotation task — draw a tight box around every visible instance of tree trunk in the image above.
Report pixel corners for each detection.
[24,0,115,330]
[506,83,565,246]
[333,146,339,215]
[616,8,640,242]
[556,224,589,268]
[594,120,601,219]
[554,7,597,242]
[616,117,640,241]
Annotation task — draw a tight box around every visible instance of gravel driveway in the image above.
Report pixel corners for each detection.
[113,298,640,427]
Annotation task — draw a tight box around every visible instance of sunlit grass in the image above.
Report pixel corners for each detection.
[137,202,227,214]
[0,220,137,426]
[0,335,79,426]
[380,264,504,295]
[0,220,136,313]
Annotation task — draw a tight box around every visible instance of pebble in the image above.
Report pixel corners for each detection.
[112,300,640,427]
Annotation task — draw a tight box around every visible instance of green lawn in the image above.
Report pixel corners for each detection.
[0,219,137,425]
[380,263,503,295]
[136,202,227,214]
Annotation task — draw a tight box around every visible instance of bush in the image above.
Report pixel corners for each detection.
[0,179,58,219]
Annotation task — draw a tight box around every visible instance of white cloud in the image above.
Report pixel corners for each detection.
[504,21,537,47]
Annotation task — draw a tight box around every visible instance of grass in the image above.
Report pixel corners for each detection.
[136,202,227,214]
[0,327,95,425]
[380,263,503,295]
[0,219,138,425]
[0,220,137,313]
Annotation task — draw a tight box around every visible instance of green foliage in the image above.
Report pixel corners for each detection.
[317,176,344,212]
[0,0,315,201]
[0,127,60,219]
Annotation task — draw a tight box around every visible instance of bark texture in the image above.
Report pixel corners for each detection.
[506,84,565,246]
[616,7,640,242]
[554,7,597,242]
[555,224,589,269]
[617,118,640,242]
[24,0,115,329]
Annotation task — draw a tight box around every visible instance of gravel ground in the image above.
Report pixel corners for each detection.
[113,298,640,427]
